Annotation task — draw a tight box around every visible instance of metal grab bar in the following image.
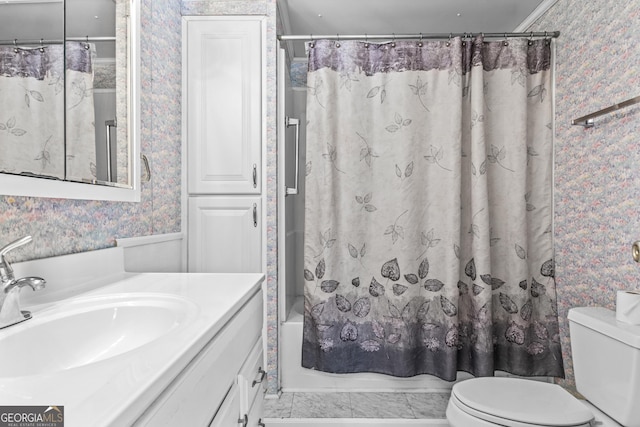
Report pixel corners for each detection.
[105,119,116,182]
[285,116,300,196]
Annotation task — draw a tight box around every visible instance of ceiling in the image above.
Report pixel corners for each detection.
[280,0,551,57]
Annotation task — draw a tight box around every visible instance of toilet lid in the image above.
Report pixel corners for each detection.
[451,377,594,426]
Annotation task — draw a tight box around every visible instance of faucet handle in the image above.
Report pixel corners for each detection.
[0,235,33,282]
[0,236,32,259]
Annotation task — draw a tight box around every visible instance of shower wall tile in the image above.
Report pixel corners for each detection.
[0,0,182,262]
[290,59,307,87]
[94,61,116,89]
[528,0,640,390]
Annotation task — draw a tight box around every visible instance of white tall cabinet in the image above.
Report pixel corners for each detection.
[183,16,265,274]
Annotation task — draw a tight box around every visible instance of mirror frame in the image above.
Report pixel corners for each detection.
[0,0,140,202]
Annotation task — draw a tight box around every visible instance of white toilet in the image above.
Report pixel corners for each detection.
[446,307,640,427]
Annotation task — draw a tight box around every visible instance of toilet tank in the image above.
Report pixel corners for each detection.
[568,307,640,427]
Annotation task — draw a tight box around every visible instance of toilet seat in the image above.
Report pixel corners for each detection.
[448,377,594,427]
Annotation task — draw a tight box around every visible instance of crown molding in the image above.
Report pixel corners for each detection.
[514,0,560,31]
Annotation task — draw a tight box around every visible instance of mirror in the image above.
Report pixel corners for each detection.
[0,0,140,202]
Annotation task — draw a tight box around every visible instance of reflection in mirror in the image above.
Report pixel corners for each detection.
[66,0,122,185]
[0,0,139,202]
[0,0,65,179]
[0,0,137,197]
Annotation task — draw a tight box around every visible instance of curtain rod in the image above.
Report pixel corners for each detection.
[0,36,115,46]
[278,31,560,41]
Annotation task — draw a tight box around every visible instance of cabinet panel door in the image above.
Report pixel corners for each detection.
[238,339,265,416]
[188,197,262,273]
[185,17,262,194]
[209,384,241,427]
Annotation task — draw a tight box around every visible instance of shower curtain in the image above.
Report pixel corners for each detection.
[65,41,98,182]
[302,36,564,381]
[0,44,65,179]
[0,42,96,180]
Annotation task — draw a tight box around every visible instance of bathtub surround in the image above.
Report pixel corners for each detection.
[302,37,562,380]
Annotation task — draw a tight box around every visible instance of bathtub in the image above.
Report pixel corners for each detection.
[280,297,472,392]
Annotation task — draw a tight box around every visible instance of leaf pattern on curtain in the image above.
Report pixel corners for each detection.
[302,37,563,381]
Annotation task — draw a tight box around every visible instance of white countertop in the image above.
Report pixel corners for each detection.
[0,272,265,427]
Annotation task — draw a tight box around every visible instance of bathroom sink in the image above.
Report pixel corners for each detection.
[0,293,197,377]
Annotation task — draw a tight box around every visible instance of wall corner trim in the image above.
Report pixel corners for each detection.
[514,0,560,32]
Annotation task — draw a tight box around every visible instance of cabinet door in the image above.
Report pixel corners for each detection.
[188,197,262,273]
[185,17,262,195]
[209,384,241,427]
[238,340,265,418]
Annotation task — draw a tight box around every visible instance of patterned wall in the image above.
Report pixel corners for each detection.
[529,0,640,389]
[0,0,183,262]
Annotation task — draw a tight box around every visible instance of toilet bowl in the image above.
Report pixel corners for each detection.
[446,307,640,427]
[446,377,598,427]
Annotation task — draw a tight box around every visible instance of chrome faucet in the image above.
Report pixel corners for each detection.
[0,236,46,329]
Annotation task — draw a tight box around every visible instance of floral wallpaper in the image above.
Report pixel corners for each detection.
[529,0,640,390]
[0,0,183,261]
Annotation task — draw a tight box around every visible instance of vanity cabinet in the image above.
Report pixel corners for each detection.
[133,288,265,427]
[183,16,265,275]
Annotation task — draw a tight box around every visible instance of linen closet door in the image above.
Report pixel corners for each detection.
[184,16,264,273]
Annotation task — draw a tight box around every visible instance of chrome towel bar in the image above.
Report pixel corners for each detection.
[572,95,640,128]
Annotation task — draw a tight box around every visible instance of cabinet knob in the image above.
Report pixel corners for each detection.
[252,367,266,387]
[238,414,248,427]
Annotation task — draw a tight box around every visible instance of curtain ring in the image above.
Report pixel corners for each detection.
[417,33,423,47]
[39,38,45,53]
[503,33,509,46]
[390,33,396,48]
[335,33,340,48]
[13,38,18,53]
[308,34,314,49]
[84,35,90,49]
[364,33,369,49]
[446,33,452,47]
[528,32,534,46]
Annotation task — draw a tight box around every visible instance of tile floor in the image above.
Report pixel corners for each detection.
[263,391,451,420]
